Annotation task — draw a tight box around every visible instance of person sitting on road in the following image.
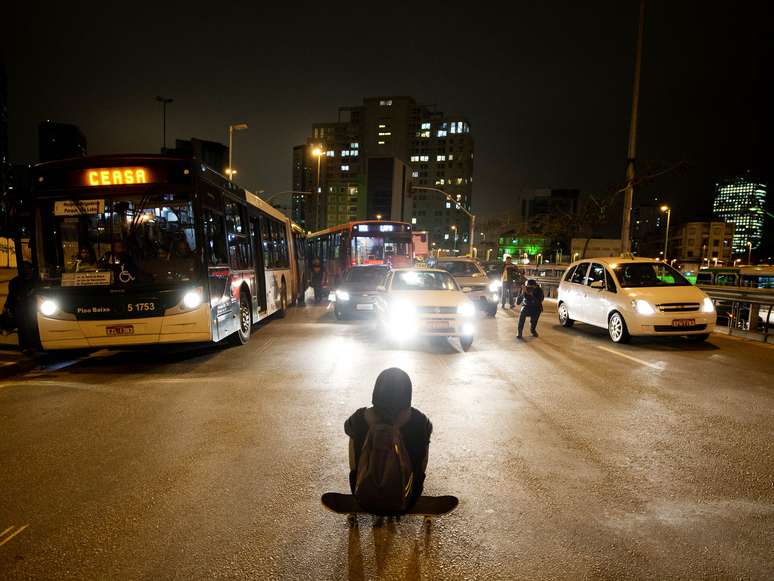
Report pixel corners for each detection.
[344,368,433,513]
[516,279,545,339]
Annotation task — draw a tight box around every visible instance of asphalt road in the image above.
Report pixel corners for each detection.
[1,301,773,580]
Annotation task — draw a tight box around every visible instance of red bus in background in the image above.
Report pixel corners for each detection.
[308,220,413,289]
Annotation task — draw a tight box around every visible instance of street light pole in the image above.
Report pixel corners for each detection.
[227,123,248,180]
[155,96,173,152]
[412,186,476,257]
[747,241,752,265]
[660,205,671,260]
[620,0,646,254]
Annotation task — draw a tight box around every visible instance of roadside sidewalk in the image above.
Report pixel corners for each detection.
[0,332,38,379]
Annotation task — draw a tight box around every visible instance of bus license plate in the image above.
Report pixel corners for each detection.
[106,325,135,336]
[356,303,373,311]
[672,319,695,328]
[428,320,451,330]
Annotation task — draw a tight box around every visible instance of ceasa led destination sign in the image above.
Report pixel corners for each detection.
[84,167,150,186]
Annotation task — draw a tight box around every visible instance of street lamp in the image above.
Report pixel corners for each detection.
[660,205,671,261]
[747,240,753,265]
[537,253,543,265]
[155,96,173,152]
[412,186,476,257]
[451,225,458,252]
[227,123,248,181]
[734,258,741,267]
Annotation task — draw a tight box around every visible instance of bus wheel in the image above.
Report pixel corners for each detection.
[233,292,252,345]
[276,284,288,318]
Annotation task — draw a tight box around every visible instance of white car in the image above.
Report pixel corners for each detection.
[433,257,499,317]
[557,257,716,343]
[376,268,477,351]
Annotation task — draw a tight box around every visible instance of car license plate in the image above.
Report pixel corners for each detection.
[428,320,451,330]
[106,325,135,336]
[672,319,695,328]
[356,303,373,311]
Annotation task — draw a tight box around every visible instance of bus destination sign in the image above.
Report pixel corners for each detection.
[85,167,150,187]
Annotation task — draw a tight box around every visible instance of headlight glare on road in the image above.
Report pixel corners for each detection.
[39,299,59,317]
[488,280,502,292]
[336,289,350,302]
[183,289,203,309]
[702,297,715,313]
[632,299,656,315]
[457,302,475,317]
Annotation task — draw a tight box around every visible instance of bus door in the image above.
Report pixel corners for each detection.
[202,194,232,341]
[251,216,267,313]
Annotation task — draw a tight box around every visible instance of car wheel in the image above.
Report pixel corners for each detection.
[608,311,630,344]
[231,292,252,346]
[558,302,574,327]
[688,333,710,342]
[460,335,474,352]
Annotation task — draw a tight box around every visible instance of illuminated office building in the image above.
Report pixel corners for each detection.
[713,175,767,253]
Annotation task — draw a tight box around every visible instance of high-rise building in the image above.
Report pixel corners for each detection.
[713,175,767,253]
[38,121,87,162]
[670,221,734,263]
[293,96,474,248]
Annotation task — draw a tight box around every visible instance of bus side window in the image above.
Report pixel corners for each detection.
[203,208,228,266]
[259,214,274,268]
[696,273,712,285]
[225,201,251,270]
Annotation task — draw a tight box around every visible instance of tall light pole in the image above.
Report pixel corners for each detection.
[412,186,476,257]
[660,205,671,260]
[155,96,173,152]
[451,225,458,252]
[227,123,248,180]
[311,146,324,230]
[620,0,646,254]
[747,240,753,265]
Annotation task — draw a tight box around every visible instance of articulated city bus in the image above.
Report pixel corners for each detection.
[695,266,774,289]
[30,154,300,350]
[308,220,413,289]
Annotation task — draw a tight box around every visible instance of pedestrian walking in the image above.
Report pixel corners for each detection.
[1,261,40,351]
[344,368,433,513]
[516,279,544,339]
[310,257,324,304]
[500,255,522,308]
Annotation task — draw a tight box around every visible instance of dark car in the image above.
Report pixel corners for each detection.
[331,265,391,320]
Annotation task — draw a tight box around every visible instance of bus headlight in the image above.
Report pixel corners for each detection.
[489,280,502,292]
[632,299,655,315]
[457,302,475,317]
[702,297,715,313]
[39,299,59,317]
[183,289,203,309]
[336,290,350,302]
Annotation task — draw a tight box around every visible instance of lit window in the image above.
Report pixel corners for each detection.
[411,217,417,224]
[341,165,349,171]
[378,124,386,129]
[341,150,350,157]
[444,233,449,240]
[378,141,385,145]
[412,171,419,178]
[378,131,392,136]
[379,99,393,106]
[437,155,446,161]
[456,177,463,185]
[437,130,447,137]
[420,131,430,138]
[446,202,451,209]
[420,155,429,162]
[351,142,359,148]
[411,155,420,162]
[326,150,335,157]
[448,154,454,160]
[421,122,431,130]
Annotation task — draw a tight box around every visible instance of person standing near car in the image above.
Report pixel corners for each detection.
[501,256,520,308]
[516,279,544,339]
[310,257,324,304]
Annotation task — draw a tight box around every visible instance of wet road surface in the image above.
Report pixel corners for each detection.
[1,302,773,580]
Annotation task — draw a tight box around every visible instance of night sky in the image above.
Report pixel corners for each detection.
[4,1,769,226]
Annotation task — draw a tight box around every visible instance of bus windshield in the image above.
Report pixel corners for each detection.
[353,235,410,264]
[38,190,198,288]
[613,262,691,288]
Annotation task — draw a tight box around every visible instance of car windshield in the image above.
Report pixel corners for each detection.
[346,267,389,284]
[613,262,691,287]
[436,261,483,277]
[391,271,458,291]
[38,190,199,288]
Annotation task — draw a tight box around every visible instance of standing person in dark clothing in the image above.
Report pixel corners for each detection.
[516,279,544,339]
[344,368,433,511]
[501,256,522,309]
[310,257,324,304]
[1,261,39,350]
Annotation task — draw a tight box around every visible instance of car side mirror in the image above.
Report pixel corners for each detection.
[462,286,472,293]
[590,280,605,289]
[376,285,386,292]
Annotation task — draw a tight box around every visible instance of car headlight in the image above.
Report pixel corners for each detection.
[391,300,416,320]
[336,289,350,302]
[702,297,715,313]
[39,299,59,317]
[632,299,656,315]
[462,322,475,336]
[182,288,203,309]
[488,280,502,292]
[457,302,475,317]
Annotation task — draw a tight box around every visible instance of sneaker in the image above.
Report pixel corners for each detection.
[531,330,539,337]
[516,334,524,340]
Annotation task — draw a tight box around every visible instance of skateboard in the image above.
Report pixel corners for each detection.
[321,492,458,525]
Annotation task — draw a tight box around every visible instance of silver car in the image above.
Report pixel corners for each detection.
[433,257,499,317]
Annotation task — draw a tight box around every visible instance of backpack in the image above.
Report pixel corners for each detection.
[354,408,414,512]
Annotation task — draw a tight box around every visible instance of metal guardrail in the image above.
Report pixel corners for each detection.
[698,285,774,342]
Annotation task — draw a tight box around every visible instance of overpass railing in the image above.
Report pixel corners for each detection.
[698,285,773,342]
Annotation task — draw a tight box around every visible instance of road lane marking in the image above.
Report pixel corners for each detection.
[0,526,13,537]
[0,524,29,546]
[595,345,664,369]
